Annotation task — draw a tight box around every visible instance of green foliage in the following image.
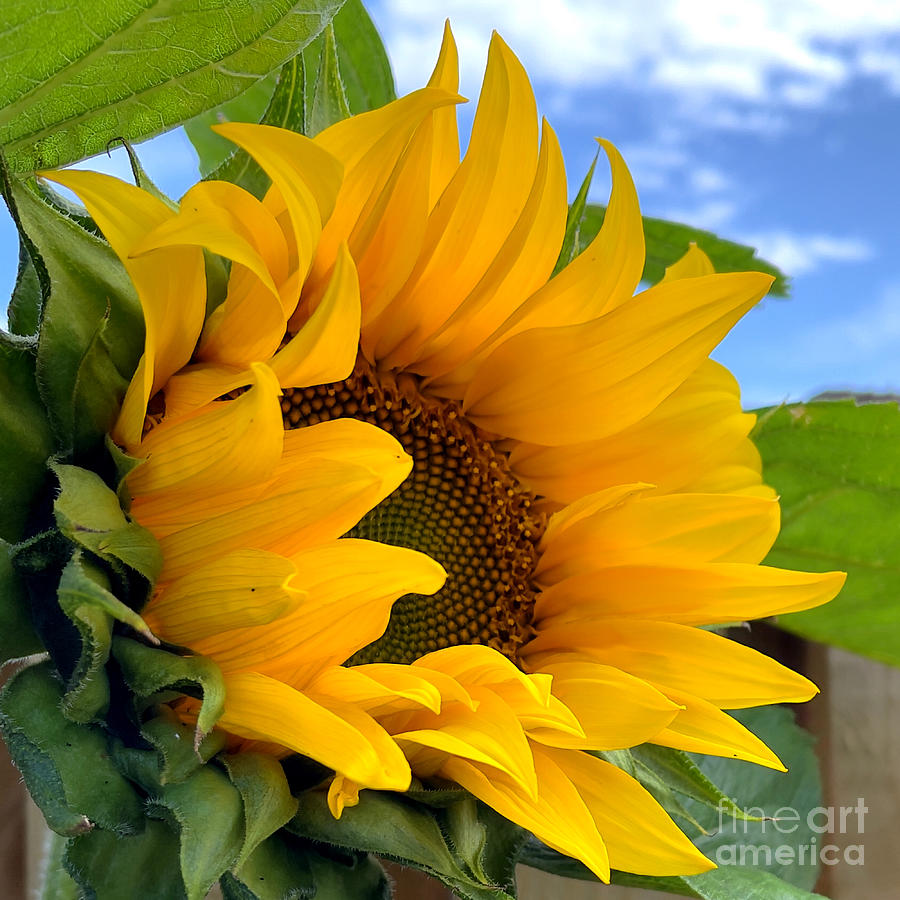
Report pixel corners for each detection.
[0,0,344,173]
[754,399,900,665]
[0,539,42,662]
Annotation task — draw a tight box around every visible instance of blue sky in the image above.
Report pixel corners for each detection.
[2,0,898,408]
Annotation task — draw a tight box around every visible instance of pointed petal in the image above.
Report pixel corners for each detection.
[193,540,444,683]
[374,33,540,366]
[464,271,773,446]
[542,746,714,876]
[306,664,442,716]
[524,659,680,750]
[162,362,253,420]
[219,672,411,790]
[524,618,819,708]
[441,751,611,882]
[661,242,715,282]
[271,244,360,388]
[510,360,758,504]
[533,564,845,628]
[426,21,460,207]
[306,86,464,306]
[128,363,283,496]
[144,549,302,645]
[653,688,787,770]
[536,492,781,586]
[413,121,568,377]
[392,687,538,799]
[214,122,342,280]
[44,170,205,449]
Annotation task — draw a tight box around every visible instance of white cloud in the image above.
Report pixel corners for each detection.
[661,199,739,231]
[374,0,900,115]
[740,230,875,275]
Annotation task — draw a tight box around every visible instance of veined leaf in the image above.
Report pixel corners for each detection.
[0,0,344,173]
[754,398,900,665]
[574,205,788,295]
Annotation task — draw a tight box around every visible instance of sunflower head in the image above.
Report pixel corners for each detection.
[0,22,845,898]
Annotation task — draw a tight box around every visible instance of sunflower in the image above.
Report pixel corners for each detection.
[45,24,845,883]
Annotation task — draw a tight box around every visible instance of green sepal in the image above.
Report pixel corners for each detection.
[142,707,228,785]
[288,789,512,900]
[223,831,391,900]
[0,662,144,836]
[3,173,143,458]
[304,23,352,138]
[112,637,225,739]
[0,538,43,662]
[0,331,54,543]
[52,462,162,583]
[443,798,525,897]
[65,819,188,900]
[113,743,245,900]
[552,149,598,276]
[222,752,299,870]
[9,239,42,336]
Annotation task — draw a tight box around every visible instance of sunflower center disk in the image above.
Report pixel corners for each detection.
[281,360,545,665]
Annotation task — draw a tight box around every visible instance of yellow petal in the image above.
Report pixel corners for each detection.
[194,539,444,684]
[414,644,583,736]
[510,359,758,504]
[43,170,205,449]
[219,672,411,790]
[427,137,644,400]
[271,244,361,388]
[463,271,773,446]
[306,86,464,306]
[536,492,781,586]
[542,746,714,876]
[413,120,568,378]
[214,122,342,281]
[440,751,611,882]
[306,664,442,716]
[162,362,253,420]
[143,549,302,645]
[661,242,715,282]
[533,563,846,627]
[652,688,787,770]
[135,417,411,541]
[328,776,360,819]
[524,618,819,708]
[373,33,540,366]
[392,686,538,799]
[128,363,283,496]
[524,659,680,750]
[426,20,461,208]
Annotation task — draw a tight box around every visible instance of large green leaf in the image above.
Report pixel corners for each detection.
[0,0,344,173]
[573,204,788,295]
[754,400,900,665]
[192,0,395,195]
[0,538,42,662]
